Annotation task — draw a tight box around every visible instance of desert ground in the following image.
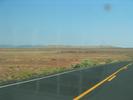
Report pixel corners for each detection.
[0,47,133,82]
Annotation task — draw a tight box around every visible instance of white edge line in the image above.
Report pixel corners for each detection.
[0,62,131,89]
[0,66,93,89]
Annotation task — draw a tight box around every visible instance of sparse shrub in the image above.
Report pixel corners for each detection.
[105,59,113,64]
[72,64,81,68]
[73,59,95,69]
[80,60,94,67]
[16,71,34,80]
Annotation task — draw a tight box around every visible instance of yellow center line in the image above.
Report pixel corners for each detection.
[73,63,131,100]
[108,75,116,82]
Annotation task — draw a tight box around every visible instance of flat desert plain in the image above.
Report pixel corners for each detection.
[0,47,132,82]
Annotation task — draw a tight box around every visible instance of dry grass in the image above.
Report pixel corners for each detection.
[0,48,132,82]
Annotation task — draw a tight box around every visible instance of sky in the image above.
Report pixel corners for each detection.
[0,0,133,47]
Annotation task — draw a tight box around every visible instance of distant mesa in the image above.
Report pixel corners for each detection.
[0,45,121,49]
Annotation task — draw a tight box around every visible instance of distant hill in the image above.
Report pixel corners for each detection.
[0,45,122,48]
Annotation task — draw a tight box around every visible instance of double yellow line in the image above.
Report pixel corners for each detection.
[73,63,131,100]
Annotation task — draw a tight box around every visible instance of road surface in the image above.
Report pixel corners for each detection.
[0,61,132,100]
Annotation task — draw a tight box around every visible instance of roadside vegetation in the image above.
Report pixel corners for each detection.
[0,48,132,85]
[72,59,97,69]
[0,58,117,85]
[0,67,69,85]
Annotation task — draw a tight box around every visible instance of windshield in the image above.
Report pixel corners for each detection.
[0,0,133,100]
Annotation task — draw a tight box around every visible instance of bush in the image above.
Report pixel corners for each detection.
[105,59,113,64]
[81,60,94,67]
[72,64,81,68]
[72,59,95,69]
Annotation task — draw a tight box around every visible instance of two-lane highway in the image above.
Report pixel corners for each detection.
[82,63,133,100]
[0,61,132,100]
[74,63,132,100]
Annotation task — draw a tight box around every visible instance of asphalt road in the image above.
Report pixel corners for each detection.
[0,61,132,100]
[82,62,133,100]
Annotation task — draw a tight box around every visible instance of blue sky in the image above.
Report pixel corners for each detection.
[0,0,133,47]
